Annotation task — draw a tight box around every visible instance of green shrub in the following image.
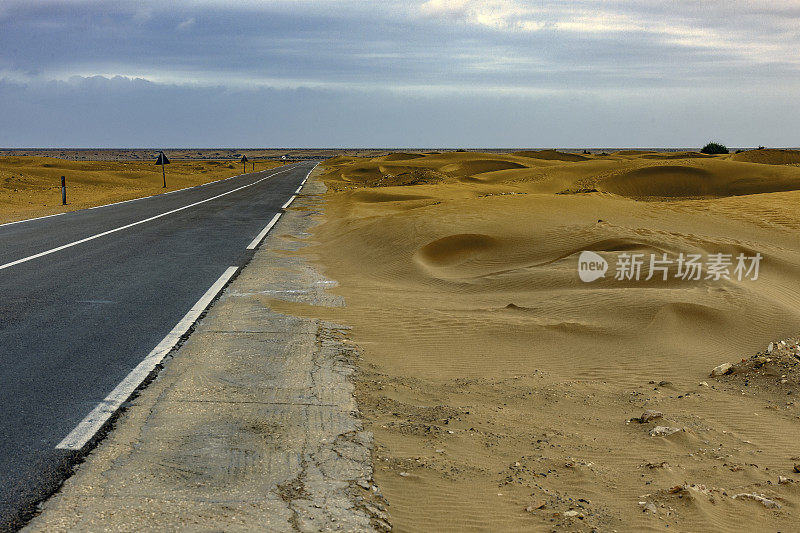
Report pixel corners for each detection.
[700,142,729,154]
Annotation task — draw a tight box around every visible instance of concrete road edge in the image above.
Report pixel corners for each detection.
[24,169,391,532]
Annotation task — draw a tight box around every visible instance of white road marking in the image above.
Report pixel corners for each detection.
[244,163,317,249]
[0,163,295,224]
[280,163,318,210]
[81,169,279,209]
[0,212,64,229]
[281,195,297,209]
[246,213,282,250]
[56,266,239,450]
[0,166,296,272]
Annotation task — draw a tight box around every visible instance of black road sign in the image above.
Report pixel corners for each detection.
[156,151,170,187]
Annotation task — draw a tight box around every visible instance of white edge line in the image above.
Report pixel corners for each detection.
[85,165,289,208]
[248,162,317,248]
[0,212,65,229]
[0,166,296,272]
[0,162,299,226]
[246,212,282,250]
[56,266,239,451]
[281,195,297,209]
[281,163,318,209]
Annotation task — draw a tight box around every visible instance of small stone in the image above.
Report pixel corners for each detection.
[399,472,409,477]
[711,363,733,377]
[732,493,781,509]
[643,503,657,514]
[767,342,774,354]
[650,426,681,437]
[699,381,709,387]
[638,410,663,423]
[778,476,791,484]
[793,464,800,473]
[564,510,579,517]
[525,500,546,512]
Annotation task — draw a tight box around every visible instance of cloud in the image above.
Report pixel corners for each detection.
[2,74,799,148]
[419,0,469,19]
[1,1,800,146]
[132,7,152,22]
[176,16,195,30]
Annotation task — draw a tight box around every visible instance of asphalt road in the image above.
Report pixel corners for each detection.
[0,160,315,530]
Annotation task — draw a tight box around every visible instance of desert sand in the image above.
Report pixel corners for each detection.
[272,149,800,531]
[0,155,288,223]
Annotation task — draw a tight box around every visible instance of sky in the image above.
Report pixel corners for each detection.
[1,0,799,148]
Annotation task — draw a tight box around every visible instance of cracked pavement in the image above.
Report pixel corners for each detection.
[24,174,389,532]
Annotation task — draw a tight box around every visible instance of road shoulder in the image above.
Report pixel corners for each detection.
[25,173,389,532]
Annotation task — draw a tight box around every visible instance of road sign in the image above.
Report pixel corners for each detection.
[155,151,170,187]
[241,154,248,173]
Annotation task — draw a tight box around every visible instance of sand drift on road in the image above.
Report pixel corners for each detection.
[272,149,800,531]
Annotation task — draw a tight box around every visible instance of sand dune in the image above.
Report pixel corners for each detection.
[440,159,528,176]
[613,149,660,156]
[512,149,590,162]
[380,152,428,161]
[641,151,715,160]
[285,148,800,531]
[731,148,800,165]
[597,160,800,198]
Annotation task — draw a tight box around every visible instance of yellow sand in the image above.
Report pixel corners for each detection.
[275,150,800,531]
[0,156,288,223]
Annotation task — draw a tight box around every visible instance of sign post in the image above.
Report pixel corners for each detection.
[155,151,170,188]
[241,154,249,174]
[61,176,66,205]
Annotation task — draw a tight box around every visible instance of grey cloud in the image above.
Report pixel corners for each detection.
[1,1,799,146]
[1,75,798,148]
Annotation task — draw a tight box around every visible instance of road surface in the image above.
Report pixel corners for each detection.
[0,161,315,530]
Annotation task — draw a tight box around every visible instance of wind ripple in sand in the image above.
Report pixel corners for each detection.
[307,150,800,532]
